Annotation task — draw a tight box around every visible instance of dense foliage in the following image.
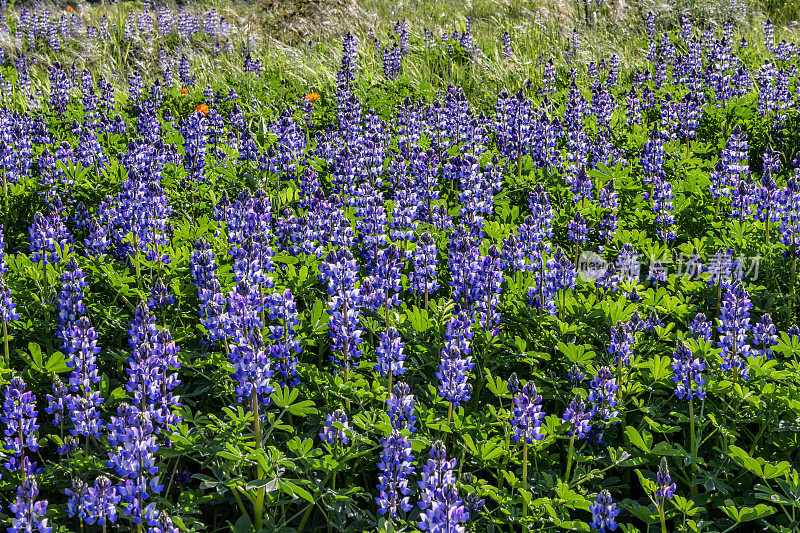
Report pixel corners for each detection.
[0,2,799,533]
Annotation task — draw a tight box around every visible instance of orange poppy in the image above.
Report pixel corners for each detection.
[67,5,73,12]
[195,104,209,115]
[181,88,188,95]
[305,93,320,103]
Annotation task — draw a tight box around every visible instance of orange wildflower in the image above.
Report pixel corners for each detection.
[181,88,188,95]
[305,92,320,103]
[67,5,73,12]
[195,104,209,115]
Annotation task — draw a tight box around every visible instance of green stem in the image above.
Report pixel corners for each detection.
[2,320,8,366]
[42,261,50,325]
[522,441,529,520]
[659,504,667,533]
[133,235,142,290]
[564,435,575,482]
[689,399,697,497]
[252,390,265,531]
[230,485,248,517]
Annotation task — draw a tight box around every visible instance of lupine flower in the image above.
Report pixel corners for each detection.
[375,327,407,379]
[0,277,19,324]
[148,278,176,310]
[587,367,619,443]
[84,476,120,526]
[417,441,468,532]
[717,280,752,380]
[656,458,676,499]
[751,313,777,360]
[653,177,676,241]
[229,328,273,412]
[29,212,70,264]
[474,247,504,336]
[689,313,713,341]
[437,310,475,408]
[508,373,520,395]
[320,409,350,445]
[510,381,545,444]
[44,378,69,428]
[568,365,586,383]
[65,480,90,521]
[409,233,440,298]
[608,323,634,366]
[267,289,301,388]
[106,406,163,523]
[376,429,415,519]
[562,393,591,439]
[319,249,364,372]
[126,304,182,430]
[2,376,39,473]
[590,490,620,532]
[9,475,51,533]
[387,382,417,433]
[671,340,705,399]
[502,31,512,58]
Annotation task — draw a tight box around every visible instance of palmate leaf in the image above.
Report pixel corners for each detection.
[721,500,775,523]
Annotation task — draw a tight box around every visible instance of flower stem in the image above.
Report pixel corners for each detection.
[689,398,698,497]
[252,390,265,531]
[2,320,8,366]
[564,435,575,482]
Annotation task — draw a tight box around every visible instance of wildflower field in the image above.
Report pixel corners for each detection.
[3,0,800,531]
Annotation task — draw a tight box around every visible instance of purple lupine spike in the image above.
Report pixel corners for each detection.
[474,246,504,337]
[106,407,163,524]
[689,313,713,341]
[375,429,415,519]
[751,313,778,360]
[10,474,51,533]
[387,382,417,433]
[590,489,620,533]
[780,175,800,259]
[361,244,403,319]
[229,327,273,411]
[671,340,705,400]
[587,367,619,443]
[29,211,71,265]
[125,304,182,430]
[148,278,175,310]
[717,280,752,380]
[409,233,439,298]
[375,327,407,379]
[568,365,586,383]
[44,378,68,430]
[568,211,589,245]
[65,480,90,521]
[266,289,301,388]
[437,309,475,408]
[640,125,665,183]
[562,393,591,440]
[656,458,676,499]
[2,377,40,473]
[652,176,676,242]
[502,31,512,58]
[417,441,468,531]
[84,475,120,526]
[510,381,545,444]
[608,323,634,366]
[0,277,19,325]
[320,408,350,445]
[319,249,364,373]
